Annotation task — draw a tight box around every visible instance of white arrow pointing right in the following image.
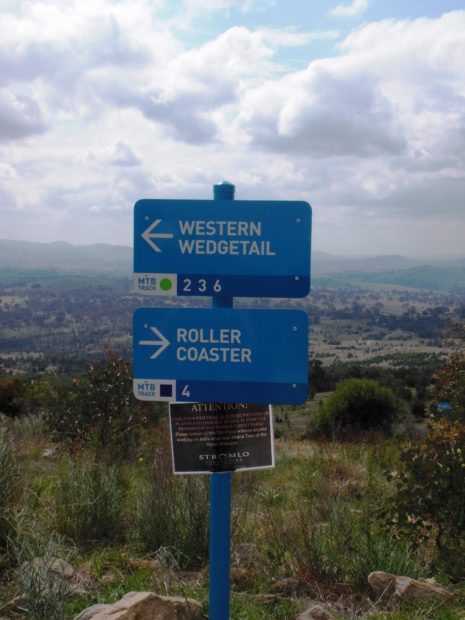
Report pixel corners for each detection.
[139,326,170,360]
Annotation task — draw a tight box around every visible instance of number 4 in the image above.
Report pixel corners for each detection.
[182,385,190,398]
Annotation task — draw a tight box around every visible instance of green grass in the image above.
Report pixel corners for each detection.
[0,409,464,619]
[53,457,125,545]
[369,604,462,620]
[229,594,299,619]
[314,266,465,292]
[0,425,17,555]
[129,448,210,569]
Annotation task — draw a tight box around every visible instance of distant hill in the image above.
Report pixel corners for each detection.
[312,251,416,274]
[1,240,465,292]
[0,239,132,273]
[2,241,418,275]
[314,266,465,292]
[311,252,465,291]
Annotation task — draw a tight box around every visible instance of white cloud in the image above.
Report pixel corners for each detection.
[89,141,142,167]
[0,162,17,180]
[223,9,465,256]
[109,142,142,167]
[91,25,319,143]
[1,2,465,255]
[236,12,465,170]
[237,65,406,157]
[0,91,47,141]
[0,0,181,119]
[329,0,370,18]
[183,0,272,11]
[0,2,337,144]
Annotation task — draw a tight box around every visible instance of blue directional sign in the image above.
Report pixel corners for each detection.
[134,199,311,298]
[133,307,308,404]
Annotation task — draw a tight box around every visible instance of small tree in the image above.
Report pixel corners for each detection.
[311,378,399,438]
[309,359,329,397]
[44,349,161,459]
[435,352,465,420]
[0,377,26,417]
[388,351,465,578]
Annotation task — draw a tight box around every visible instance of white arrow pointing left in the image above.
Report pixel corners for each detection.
[139,326,170,360]
[142,219,174,253]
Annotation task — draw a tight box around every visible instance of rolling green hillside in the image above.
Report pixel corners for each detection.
[314,265,465,292]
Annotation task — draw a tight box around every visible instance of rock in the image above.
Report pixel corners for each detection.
[297,604,337,620]
[21,556,93,597]
[73,591,204,620]
[41,447,58,459]
[24,556,74,580]
[49,558,75,579]
[74,604,110,620]
[126,558,164,572]
[72,562,93,596]
[253,594,277,603]
[395,575,454,603]
[368,571,454,605]
[367,571,396,601]
[333,591,370,615]
[230,566,262,591]
[270,577,310,595]
[20,556,75,597]
[100,567,123,584]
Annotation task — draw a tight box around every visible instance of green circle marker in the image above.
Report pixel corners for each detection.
[160,278,173,292]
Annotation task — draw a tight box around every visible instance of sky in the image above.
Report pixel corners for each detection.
[1,0,465,256]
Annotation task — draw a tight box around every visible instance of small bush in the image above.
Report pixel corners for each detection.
[44,349,161,460]
[435,352,465,420]
[53,457,125,545]
[11,411,47,440]
[349,528,425,591]
[0,425,17,553]
[299,502,422,587]
[389,418,465,579]
[12,522,75,620]
[0,377,26,417]
[310,378,400,439]
[131,446,209,569]
[255,497,424,590]
[244,441,424,590]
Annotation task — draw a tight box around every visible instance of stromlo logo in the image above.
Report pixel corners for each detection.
[199,452,250,461]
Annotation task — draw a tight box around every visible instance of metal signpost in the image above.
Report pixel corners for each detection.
[132,181,311,619]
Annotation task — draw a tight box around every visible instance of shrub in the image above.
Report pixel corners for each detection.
[389,418,465,578]
[387,352,465,578]
[0,425,17,553]
[293,489,424,589]
[131,446,209,569]
[348,528,425,591]
[233,441,424,591]
[53,457,125,545]
[310,378,399,438]
[12,521,75,620]
[252,495,423,590]
[0,377,26,416]
[44,349,161,459]
[435,352,465,420]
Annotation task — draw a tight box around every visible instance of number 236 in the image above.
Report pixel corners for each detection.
[182,278,222,293]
